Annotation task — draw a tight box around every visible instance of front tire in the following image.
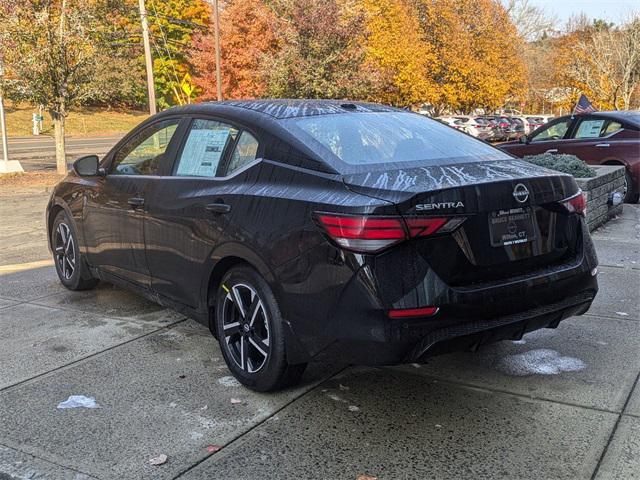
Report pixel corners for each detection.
[214,266,306,392]
[51,211,98,291]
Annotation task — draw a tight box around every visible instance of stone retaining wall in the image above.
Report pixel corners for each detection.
[574,165,625,231]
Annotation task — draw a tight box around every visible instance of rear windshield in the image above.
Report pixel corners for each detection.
[282,112,510,173]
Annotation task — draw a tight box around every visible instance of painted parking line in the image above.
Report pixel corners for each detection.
[0,260,54,274]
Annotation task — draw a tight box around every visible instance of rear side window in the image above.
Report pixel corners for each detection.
[573,119,623,139]
[224,131,259,176]
[283,112,509,173]
[603,121,623,135]
[175,119,238,178]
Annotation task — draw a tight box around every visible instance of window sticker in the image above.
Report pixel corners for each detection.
[575,120,605,139]
[177,128,231,177]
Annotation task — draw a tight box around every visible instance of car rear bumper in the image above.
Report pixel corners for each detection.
[309,272,596,365]
[277,223,598,365]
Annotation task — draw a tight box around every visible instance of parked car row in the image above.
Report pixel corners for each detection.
[435,115,553,142]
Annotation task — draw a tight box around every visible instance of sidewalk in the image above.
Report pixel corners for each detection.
[0,184,638,479]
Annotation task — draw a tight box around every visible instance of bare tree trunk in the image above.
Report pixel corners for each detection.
[52,112,67,175]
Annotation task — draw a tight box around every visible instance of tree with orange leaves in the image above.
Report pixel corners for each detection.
[190,0,282,100]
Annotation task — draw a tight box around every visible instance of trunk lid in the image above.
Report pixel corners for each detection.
[343,158,583,287]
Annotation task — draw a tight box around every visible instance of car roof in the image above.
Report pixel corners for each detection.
[596,110,640,126]
[160,99,400,120]
[553,110,640,127]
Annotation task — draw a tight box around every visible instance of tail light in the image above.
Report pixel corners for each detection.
[315,213,465,253]
[388,306,439,319]
[561,191,587,216]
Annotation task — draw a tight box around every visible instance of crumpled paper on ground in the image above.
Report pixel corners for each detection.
[57,395,100,409]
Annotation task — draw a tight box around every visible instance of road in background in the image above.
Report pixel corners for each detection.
[0,135,123,171]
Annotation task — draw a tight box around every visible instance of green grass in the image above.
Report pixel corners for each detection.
[4,103,149,137]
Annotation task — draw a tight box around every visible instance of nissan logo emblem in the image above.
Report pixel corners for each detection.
[513,183,529,203]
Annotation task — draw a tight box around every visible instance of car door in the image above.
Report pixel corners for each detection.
[522,117,575,156]
[82,118,183,286]
[558,116,624,163]
[143,117,262,308]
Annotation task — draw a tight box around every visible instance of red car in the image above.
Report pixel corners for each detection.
[500,111,640,203]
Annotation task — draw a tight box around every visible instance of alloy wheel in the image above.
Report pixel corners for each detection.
[221,283,270,373]
[54,222,76,280]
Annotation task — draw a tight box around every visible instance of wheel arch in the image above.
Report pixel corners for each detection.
[602,159,626,167]
[601,159,638,201]
[203,242,277,331]
[46,200,75,252]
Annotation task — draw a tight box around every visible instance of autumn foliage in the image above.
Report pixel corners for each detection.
[524,16,640,113]
[4,0,637,115]
[190,0,281,99]
[189,0,527,112]
[362,0,436,107]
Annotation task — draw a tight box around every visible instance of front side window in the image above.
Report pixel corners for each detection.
[530,119,571,142]
[175,119,238,178]
[111,120,179,175]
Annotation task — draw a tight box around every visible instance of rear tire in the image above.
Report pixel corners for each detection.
[623,169,639,204]
[51,211,98,291]
[214,266,306,392]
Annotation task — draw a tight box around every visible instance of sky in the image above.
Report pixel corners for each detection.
[529,0,638,24]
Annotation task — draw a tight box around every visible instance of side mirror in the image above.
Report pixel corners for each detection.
[73,155,104,177]
[519,135,528,144]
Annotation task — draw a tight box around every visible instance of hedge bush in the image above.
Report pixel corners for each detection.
[523,153,596,178]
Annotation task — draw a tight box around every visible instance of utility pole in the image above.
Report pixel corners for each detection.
[0,59,23,173]
[212,0,222,101]
[0,81,9,165]
[138,0,157,115]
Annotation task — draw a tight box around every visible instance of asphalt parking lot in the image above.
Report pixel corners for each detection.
[1,183,639,480]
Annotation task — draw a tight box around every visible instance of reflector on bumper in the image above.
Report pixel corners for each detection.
[388,306,439,319]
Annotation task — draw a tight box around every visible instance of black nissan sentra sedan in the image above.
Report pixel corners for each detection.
[46,100,598,391]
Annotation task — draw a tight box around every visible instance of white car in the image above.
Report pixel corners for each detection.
[509,116,536,135]
[436,117,469,134]
[453,116,493,140]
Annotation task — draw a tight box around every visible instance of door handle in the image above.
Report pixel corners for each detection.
[545,149,558,153]
[205,203,231,214]
[595,143,610,147]
[128,197,145,208]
